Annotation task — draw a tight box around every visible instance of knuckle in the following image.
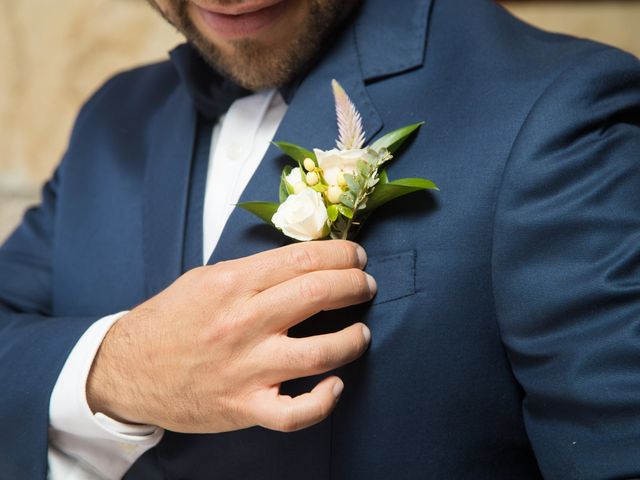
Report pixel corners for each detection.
[339,241,359,267]
[201,318,232,346]
[190,265,209,277]
[305,345,333,371]
[298,275,328,302]
[208,264,242,290]
[338,331,364,363]
[353,327,368,355]
[276,407,302,432]
[289,247,316,272]
[202,309,246,345]
[349,270,369,297]
[181,265,208,285]
[316,396,332,420]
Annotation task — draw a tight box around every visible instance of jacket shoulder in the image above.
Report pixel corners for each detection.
[74,58,181,129]
[431,0,637,84]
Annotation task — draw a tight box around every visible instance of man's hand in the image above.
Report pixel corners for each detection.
[86,240,375,434]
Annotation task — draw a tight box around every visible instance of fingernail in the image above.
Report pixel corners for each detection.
[333,379,344,399]
[356,246,367,269]
[362,324,371,344]
[365,273,377,297]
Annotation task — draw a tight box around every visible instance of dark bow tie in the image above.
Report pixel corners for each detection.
[169,42,299,120]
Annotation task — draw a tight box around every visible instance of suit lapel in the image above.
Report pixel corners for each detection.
[143,84,197,298]
[355,0,433,81]
[141,0,434,282]
[208,26,384,264]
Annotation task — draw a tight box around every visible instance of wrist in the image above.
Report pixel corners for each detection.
[86,313,147,425]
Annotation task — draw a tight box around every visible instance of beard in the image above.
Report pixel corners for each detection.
[152,0,357,90]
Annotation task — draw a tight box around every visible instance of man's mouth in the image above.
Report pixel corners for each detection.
[192,0,290,39]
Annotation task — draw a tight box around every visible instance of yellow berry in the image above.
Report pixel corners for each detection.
[306,171,319,186]
[303,158,316,172]
[327,185,343,204]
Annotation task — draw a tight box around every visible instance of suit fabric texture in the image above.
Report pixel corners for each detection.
[1,0,640,478]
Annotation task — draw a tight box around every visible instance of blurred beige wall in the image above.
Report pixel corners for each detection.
[503,1,640,56]
[1,0,639,242]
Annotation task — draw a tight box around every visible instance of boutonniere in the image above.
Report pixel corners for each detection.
[239,80,438,241]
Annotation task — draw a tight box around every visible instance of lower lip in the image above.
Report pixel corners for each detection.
[195,1,289,39]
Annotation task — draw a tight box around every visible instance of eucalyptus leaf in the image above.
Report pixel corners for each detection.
[370,122,424,154]
[327,204,339,222]
[357,159,372,177]
[344,173,361,195]
[366,177,439,211]
[237,201,280,226]
[340,191,355,209]
[273,142,316,164]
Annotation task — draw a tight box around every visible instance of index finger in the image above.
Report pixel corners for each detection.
[222,240,367,292]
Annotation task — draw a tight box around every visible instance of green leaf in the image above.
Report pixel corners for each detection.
[327,204,339,222]
[337,205,354,219]
[340,191,355,209]
[379,169,389,184]
[237,201,280,226]
[370,122,424,154]
[280,165,293,203]
[311,183,328,193]
[366,177,439,211]
[344,173,361,195]
[273,142,316,164]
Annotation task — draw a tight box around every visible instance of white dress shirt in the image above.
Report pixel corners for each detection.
[48,89,288,479]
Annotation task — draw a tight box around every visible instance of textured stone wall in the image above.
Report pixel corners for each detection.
[1,1,639,242]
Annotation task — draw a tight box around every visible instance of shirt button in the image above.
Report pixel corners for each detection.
[226,142,247,162]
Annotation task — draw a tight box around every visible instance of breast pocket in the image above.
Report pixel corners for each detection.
[365,250,417,305]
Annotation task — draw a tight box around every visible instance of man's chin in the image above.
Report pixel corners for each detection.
[188,37,295,90]
[156,0,354,90]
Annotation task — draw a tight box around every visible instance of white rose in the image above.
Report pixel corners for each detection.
[285,167,303,185]
[272,188,329,241]
[285,167,308,194]
[314,148,367,186]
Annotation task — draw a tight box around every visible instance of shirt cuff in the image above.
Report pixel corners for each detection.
[49,312,164,479]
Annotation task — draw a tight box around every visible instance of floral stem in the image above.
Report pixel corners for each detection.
[341,217,354,240]
[341,189,367,240]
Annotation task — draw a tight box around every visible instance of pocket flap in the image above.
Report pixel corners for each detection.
[365,250,416,305]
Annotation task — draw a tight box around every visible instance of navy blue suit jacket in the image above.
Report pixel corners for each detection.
[2,0,640,477]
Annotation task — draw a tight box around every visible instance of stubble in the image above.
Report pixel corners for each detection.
[152,0,358,90]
